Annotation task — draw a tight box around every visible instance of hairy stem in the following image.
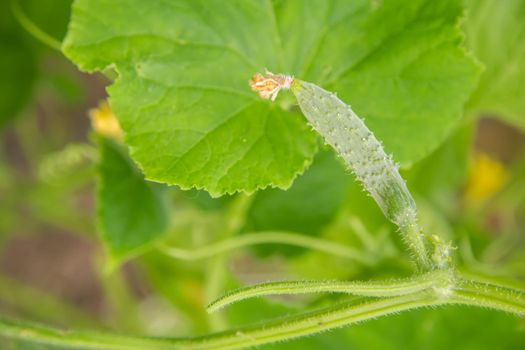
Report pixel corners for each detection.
[453,278,525,315]
[399,218,432,271]
[1,276,523,350]
[159,231,374,265]
[208,270,451,313]
[0,292,445,350]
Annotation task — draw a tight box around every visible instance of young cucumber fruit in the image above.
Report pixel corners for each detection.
[250,72,432,269]
[291,79,417,228]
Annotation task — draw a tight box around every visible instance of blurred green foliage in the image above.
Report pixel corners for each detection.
[0,0,525,349]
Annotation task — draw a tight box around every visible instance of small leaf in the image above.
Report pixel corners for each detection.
[64,0,480,195]
[96,137,168,265]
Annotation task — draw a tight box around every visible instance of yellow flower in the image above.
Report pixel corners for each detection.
[89,100,123,140]
[464,152,508,204]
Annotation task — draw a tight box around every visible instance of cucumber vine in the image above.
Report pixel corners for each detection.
[2,1,525,349]
[1,73,524,350]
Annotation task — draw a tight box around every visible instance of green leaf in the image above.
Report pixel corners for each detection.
[465,0,525,129]
[301,0,481,166]
[0,2,37,128]
[0,35,36,128]
[97,137,168,265]
[406,122,474,209]
[177,189,234,212]
[242,150,350,255]
[63,0,479,195]
[0,0,74,127]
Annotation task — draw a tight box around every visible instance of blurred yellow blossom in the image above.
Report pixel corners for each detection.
[89,100,123,140]
[464,153,508,204]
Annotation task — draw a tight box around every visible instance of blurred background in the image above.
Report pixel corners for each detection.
[1,0,525,349]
